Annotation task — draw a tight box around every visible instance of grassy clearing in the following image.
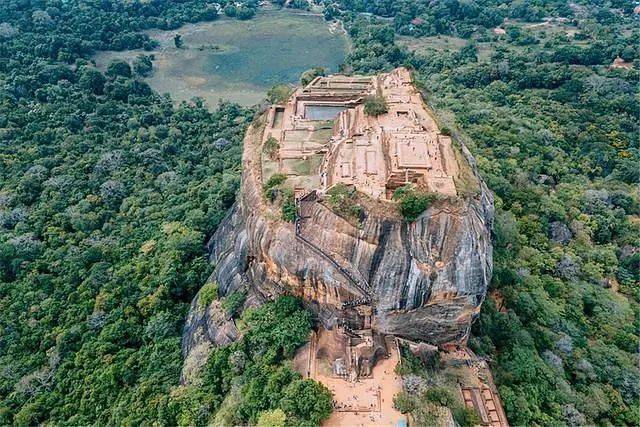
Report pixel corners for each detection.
[288,155,324,176]
[398,35,494,62]
[93,10,347,106]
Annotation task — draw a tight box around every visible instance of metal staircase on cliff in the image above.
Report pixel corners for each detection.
[294,191,373,298]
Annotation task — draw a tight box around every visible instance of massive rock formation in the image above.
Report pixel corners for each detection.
[182,69,493,377]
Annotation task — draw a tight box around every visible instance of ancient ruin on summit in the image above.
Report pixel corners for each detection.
[261,67,459,199]
[182,67,499,425]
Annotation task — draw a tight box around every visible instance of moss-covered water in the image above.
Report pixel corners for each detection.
[94,10,348,106]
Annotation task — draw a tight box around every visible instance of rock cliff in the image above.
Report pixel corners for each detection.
[181,70,493,376]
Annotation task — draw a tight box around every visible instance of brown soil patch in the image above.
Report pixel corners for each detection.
[489,289,507,313]
[296,331,406,426]
[611,56,633,69]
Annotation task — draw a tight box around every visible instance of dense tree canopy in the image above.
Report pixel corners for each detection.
[171,296,332,426]
[0,0,258,424]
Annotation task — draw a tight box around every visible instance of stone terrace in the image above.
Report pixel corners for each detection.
[261,67,459,200]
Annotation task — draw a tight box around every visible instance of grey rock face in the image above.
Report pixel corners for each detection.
[556,255,579,280]
[182,120,494,367]
[549,221,572,245]
[180,293,240,384]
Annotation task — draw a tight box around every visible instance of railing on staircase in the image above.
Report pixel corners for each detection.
[294,191,372,298]
[341,297,371,309]
[338,318,363,339]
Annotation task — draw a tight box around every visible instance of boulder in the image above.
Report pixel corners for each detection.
[549,221,572,245]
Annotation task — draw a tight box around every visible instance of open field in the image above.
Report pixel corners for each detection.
[93,10,348,106]
[398,35,494,61]
[397,36,493,61]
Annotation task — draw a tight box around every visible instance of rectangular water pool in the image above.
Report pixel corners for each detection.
[304,105,346,120]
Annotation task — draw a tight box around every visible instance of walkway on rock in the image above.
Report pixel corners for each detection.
[294,191,373,299]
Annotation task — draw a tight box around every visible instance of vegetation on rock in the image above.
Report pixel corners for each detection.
[199,282,220,308]
[223,291,247,318]
[263,136,280,161]
[363,95,389,116]
[393,185,438,221]
[263,173,288,201]
[280,188,297,223]
[325,184,363,223]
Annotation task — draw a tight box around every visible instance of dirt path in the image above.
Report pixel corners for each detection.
[311,338,406,426]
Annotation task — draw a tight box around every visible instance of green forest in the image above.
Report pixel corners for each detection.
[1,0,638,425]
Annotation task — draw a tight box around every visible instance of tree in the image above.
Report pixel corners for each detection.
[236,6,256,20]
[106,60,132,79]
[263,137,280,160]
[279,379,333,425]
[363,95,388,116]
[223,291,246,317]
[300,67,325,86]
[198,282,219,308]
[393,392,416,413]
[174,34,183,48]
[78,68,106,94]
[133,54,153,77]
[263,173,287,201]
[266,85,291,104]
[392,186,438,221]
[326,183,363,221]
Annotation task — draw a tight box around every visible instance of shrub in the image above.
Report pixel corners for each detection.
[393,392,416,413]
[423,387,456,407]
[133,54,153,77]
[199,282,219,308]
[223,291,247,317]
[395,344,426,375]
[263,173,287,201]
[281,188,297,223]
[263,136,280,160]
[173,34,183,48]
[300,67,325,86]
[364,95,388,116]
[326,183,363,221]
[424,350,442,371]
[262,174,295,221]
[453,406,482,426]
[393,185,437,221]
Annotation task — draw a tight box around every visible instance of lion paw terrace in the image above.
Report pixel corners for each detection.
[260,67,461,200]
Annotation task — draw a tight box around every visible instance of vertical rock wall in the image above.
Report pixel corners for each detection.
[182,117,493,369]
